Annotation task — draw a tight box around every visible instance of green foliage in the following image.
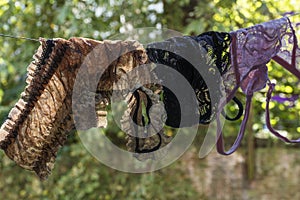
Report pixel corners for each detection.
[0,0,300,199]
[0,142,200,200]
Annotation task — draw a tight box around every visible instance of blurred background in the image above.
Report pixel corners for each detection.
[0,0,300,199]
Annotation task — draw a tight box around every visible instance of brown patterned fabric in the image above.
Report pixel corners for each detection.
[0,37,148,179]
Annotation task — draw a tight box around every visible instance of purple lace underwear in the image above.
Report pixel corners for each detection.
[217,16,300,154]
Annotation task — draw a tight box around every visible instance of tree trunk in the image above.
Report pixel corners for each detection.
[245,100,255,181]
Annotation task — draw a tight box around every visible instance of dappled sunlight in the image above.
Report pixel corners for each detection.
[1,0,300,199]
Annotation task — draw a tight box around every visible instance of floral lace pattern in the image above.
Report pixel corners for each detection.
[217,16,300,155]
